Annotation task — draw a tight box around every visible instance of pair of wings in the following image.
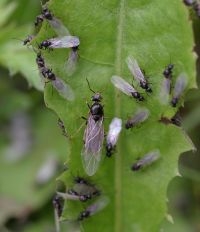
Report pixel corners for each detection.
[81,114,104,176]
[111,75,138,96]
[51,77,75,101]
[43,15,79,76]
[46,36,80,49]
[106,117,122,146]
[126,109,150,128]
[38,65,75,101]
[126,56,147,85]
[160,73,187,105]
[132,150,160,170]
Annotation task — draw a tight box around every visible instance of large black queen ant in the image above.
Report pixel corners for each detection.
[81,79,104,176]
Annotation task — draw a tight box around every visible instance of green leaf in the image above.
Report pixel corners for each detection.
[32,0,196,231]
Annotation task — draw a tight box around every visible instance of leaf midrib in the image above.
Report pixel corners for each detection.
[114,0,125,231]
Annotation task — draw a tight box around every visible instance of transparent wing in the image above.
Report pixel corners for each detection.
[159,78,171,105]
[87,196,109,216]
[65,49,78,76]
[37,66,47,87]
[173,73,188,99]
[52,77,75,101]
[57,191,80,201]
[81,115,104,176]
[130,108,150,125]
[48,17,71,36]
[136,150,160,167]
[49,36,80,48]
[106,117,122,146]
[111,75,136,96]
[126,56,145,83]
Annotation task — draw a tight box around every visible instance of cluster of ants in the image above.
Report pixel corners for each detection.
[81,53,187,177]
[51,58,185,224]
[23,4,110,225]
[23,6,79,101]
[22,2,189,227]
[53,176,105,222]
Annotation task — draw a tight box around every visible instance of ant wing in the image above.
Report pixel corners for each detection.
[65,49,78,76]
[37,66,48,86]
[56,191,80,201]
[159,78,171,105]
[129,108,150,126]
[51,77,75,101]
[111,75,136,96]
[86,196,109,216]
[81,115,104,176]
[133,150,160,169]
[173,73,187,99]
[106,117,122,146]
[48,17,71,37]
[126,56,145,83]
[49,36,80,48]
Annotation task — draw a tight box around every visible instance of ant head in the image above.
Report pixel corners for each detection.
[72,46,79,52]
[74,175,89,185]
[171,98,177,107]
[12,35,34,46]
[45,69,56,80]
[132,92,144,101]
[131,163,141,171]
[140,81,151,92]
[42,7,53,20]
[91,93,102,102]
[138,95,144,101]
[36,52,42,59]
[39,40,51,49]
[168,63,174,70]
[146,87,152,93]
[163,61,174,79]
[86,78,103,101]
[23,35,34,45]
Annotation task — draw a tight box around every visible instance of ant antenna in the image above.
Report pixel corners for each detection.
[12,37,23,42]
[166,54,173,67]
[86,78,95,94]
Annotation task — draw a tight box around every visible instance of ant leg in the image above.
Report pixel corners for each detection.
[86,78,95,93]
[87,103,91,109]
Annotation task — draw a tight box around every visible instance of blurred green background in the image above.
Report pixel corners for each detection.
[0,0,200,231]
